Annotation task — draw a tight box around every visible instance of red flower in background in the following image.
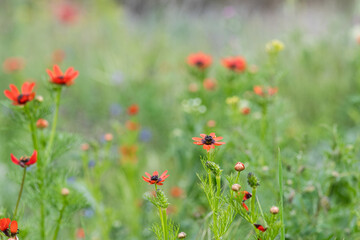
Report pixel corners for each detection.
[253,86,278,97]
[120,145,138,163]
[0,218,18,237]
[187,52,212,69]
[3,57,25,73]
[222,56,247,72]
[55,3,79,24]
[11,150,37,168]
[47,65,79,86]
[203,78,217,91]
[192,133,225,152]
[142,171,169,186]
[254,224,267,232]
[241,107,251,115]
[171,186,184,198]
[4,82,36,105]
[52,49,66,64]
[125,120,139,131]
[127,104,139,116]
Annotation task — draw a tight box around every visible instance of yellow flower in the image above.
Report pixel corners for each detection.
[266,39,285,54]
[226,96,240,105]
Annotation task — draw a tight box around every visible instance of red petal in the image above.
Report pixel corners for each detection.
[153,171,159,176]
[193,142,204,145]
[4,90,17,101]
[200,134,206,138]
[209,132,216,137]
[46,69,54,79]
[160,170,168,179]
[10,220,17,234]
[145,172,151,178]
[64,67,74,76]
[192,137,202,141]
[10,154,20,165]
[53,64,63,76]
[142,176,150,182]
[214,142,225,146]
[0,218,11,231]
[213,137,223,141]
[9,84,19,96]
[242,202,249,211]
[27,150,37,165]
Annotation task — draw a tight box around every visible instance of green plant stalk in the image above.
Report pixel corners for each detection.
[46,87,62,160]
[251,187,257,222]
[214,175,221,240]
[24,104,46,240]
[13,167,27,218]
[278,148,285,240]
[154,185,166,240]
[261,103,268,141]
[52,197,68,240]
[162,208,168,240]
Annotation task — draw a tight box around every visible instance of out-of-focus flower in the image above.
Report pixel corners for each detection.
[36,119,49,129]
[84,208,94,218]
[270,206,279,214]
[222,56,246,72]
[234,162,245,172]
[187,52,212,70]
[266,39,285,54]
[192,133,225,152]
[52,49,66,64]
[47,65,79,86]
[110,103,123,116]
[166,205,178,215]
[249,64,258,74]
[226,96,240,105]
[36,95,44,102]
[61,188,70,196]
[207,120,216,127]
[88,160,95,168]
[104,133,113,141]
[253,86,278,97]
[188,83,199,93]
[3,57,25,73]
[182,98,207,114]
[203,78,217,91]
[0,218,18,238]
[254,224,267,232]
[4,82,36,105]
[76,228,85,239]
[11,150,37,168]
[139,129,152,142]
[119,145,138,163]
[241,107,251,115]
[178,232,187,239]
[125,120,139,131]
[127,104,139,116]
[142,170,169,185]
[55,3,79,24]
[222,6,236,19]
[170,186,184,198]
[81,143,90,151]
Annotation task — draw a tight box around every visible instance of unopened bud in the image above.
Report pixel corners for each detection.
[270,206,279,214]
[234,162,245,172]
[178,232,187,239]
[206,161,221,176]
[247,172,260,188]
[36,119,48,129]
[36,95,44,102]
[104,133,113,141]
[231,184,241,192]
[61,188,70,196]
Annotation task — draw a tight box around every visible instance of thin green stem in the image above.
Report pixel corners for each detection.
[261,104,268,141]
[46,87,62,160]
[251,187,257,222]
[256,197,267,226]
[52,197,68,240]
[278,148,285,240]
[13,167,27,218]
[162,208,168,240]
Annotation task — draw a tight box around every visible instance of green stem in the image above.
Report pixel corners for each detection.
[278,148,285,240]
[214,175,221,239]
[52,197,68,240]
[13,167,27,218]
[162,208,168,240]
[251,187,257,222]
[46,87,62,160]
[261,104,268,141]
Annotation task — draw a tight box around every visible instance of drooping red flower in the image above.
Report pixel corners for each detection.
[11,150,37,168]
[187,52,212,70]
[253,86,278,97]
[192,133,225,152]
[3,57,25,73]
[222,56,247,72]
[254,224,267,232]
[46,65,79,86]
[142,171,169,186]
[4,82,36,105]
[0,218,18,238]
[127,104,139,116]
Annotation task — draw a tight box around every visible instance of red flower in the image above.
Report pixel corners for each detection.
[254,224,267,232]
[170,186,184,198]
[203,78,217,91]
[11,150,37,168]
[142,171,169,186]
[4,82,36,105]
[125,120,139,131]
[187,52,212,69]
[222,56,247,72]
[46,65,79,86]
[3,57,25,73]
[253,86,278,97]
[242,191,252,201]
[127,104,139,116]
[55,3,79,24]
[241,107,251,115]
[0,218,18,237]
[192,133,225,152]
[242,202,249,211]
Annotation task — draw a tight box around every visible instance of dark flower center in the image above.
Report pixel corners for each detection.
[17,94,29,104]
[195,60,204,67]
[19,156,30,167]
[230,63,237,69]
[202,135,215,145]
[151,175,161,182]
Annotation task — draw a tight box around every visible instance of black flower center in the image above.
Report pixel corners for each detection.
[195,60,204,67]
[202,135,215,145]
[151,175,161,182]
[19,156,30,167]
[17,94,29,104]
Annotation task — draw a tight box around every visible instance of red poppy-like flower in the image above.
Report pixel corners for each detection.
[4,82,36,105]
[254,224,267,232]
[187,52,212,69]
[236,191,252,211]
[125,120,139,131]
[11,150,37,168]
[127,104,139,116]
[0,218,18,238]
[46,65,79,86]
[192,133,225,152]
[253,86,278,97]
[142,171,169,186]
[203,78,217,91]
[222,56,247,72]
[55,3,79,24]
[3,57,25,73]
[76,228,85,239]
[241,107,251,115]
[170,186,184,198]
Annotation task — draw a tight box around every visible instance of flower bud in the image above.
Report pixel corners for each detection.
[36,119,49,129]
[36,95,44,102]
[231,184,241,192]
[241,107,251,115]
[178,232,187,239]
[270,206,279,214]
[206,161,221,176]
[247,172,260,188]
[234,162,245,172]
[104,133,113,141]
[61,188,70,196]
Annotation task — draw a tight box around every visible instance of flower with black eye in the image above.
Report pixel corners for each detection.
[46,64,79,86]
[4,82,36,106]
[142,171,169,186]
[187,52,212,70]
[11,150,37,168]
[192,133,225,152]
[222,56,247,72]
[0,218,18,238]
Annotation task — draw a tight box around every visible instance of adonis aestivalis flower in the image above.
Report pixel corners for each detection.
[253,86,278,97]
[0,218,18,238]
[4,82,36,105]
[46,64,79,86]
[222,56,247,72]
[192,133,225,152]
[142,171,169,186]
[254,224,267,232]
[11,150,37,168]
[187,52,212,70]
